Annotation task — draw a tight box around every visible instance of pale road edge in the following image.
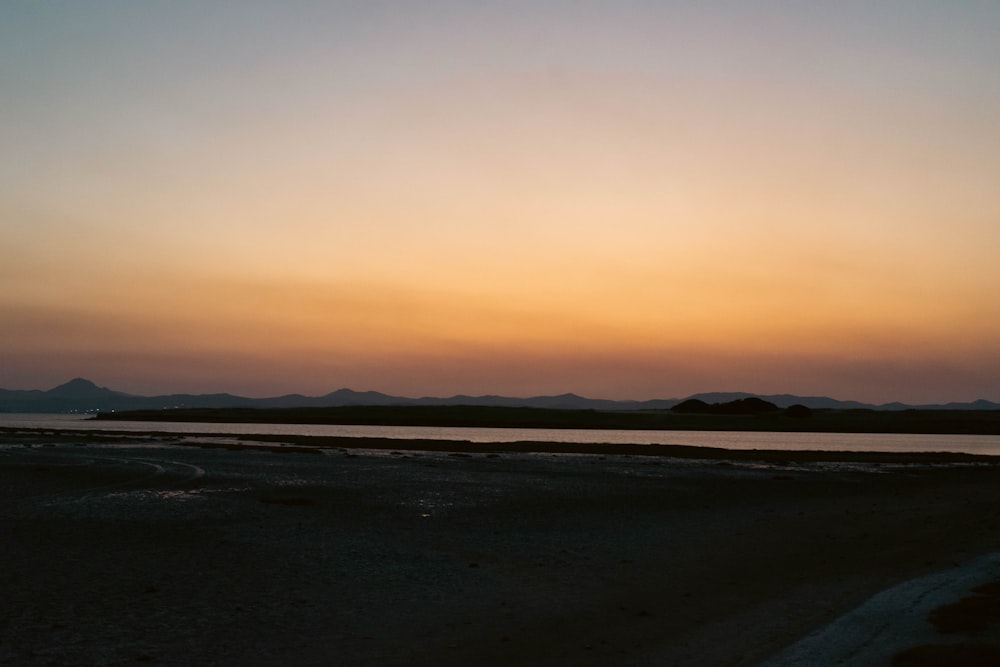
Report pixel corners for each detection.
[759,552,1000,666]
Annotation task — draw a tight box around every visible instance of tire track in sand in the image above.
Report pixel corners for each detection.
[5,446,207,508]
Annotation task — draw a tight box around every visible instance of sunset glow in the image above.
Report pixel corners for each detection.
[3,2,999,403]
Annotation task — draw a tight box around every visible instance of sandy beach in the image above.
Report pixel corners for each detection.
[4,430,1000,666]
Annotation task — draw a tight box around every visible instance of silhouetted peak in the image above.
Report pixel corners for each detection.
[734,397,780,412]
[46,378,126,399]
[672,398,712,413]
[785,404,813,418]
[49,378,98,393]
[57,377,95,388]
[672,397,779,415]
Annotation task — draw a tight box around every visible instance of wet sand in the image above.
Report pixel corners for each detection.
[4,430,1000,665]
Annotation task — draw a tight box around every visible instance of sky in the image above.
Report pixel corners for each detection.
[2,1,999,404]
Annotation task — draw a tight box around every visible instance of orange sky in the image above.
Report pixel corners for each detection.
[2,2,999,403]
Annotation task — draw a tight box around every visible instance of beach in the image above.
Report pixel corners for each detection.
[4,430,1000,665]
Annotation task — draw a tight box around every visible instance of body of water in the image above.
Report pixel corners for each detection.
[3,413,1000,456]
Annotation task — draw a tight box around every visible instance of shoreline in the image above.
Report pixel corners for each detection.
[4,425,1000,464]
[90,404,1000,435]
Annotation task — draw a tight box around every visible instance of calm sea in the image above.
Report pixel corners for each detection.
[2,413,1000,456]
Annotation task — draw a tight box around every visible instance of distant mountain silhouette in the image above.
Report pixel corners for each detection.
[0,378,129,413]
[45,378,140,403]
[0,379,997,414]
[684,392,873,410]
[672,397,780,415]
[671,398,711,413]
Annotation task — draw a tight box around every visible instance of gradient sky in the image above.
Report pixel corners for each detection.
[3,1,999,403]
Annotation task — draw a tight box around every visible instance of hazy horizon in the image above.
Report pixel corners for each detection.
[3,2,999,405]
[2,376,996,407]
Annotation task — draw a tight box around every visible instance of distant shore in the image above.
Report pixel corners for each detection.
[93,404,1000,435]
[4,424,1000,464]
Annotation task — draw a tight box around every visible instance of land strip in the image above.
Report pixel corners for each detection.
[3,425,1000,464]
[92,405,1000,435]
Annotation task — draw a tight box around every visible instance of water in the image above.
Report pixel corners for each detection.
[3,413,1000,456]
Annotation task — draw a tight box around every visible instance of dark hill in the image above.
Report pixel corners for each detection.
[672,397,780,415]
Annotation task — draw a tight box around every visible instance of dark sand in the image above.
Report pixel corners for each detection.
[4,430,1000,666]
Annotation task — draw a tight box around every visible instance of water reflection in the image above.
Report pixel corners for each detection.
[2,414,999,456]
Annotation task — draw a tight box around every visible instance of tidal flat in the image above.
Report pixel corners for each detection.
[4,430,1000,666]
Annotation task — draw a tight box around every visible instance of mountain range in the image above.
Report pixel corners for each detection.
[1,378,997,414]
